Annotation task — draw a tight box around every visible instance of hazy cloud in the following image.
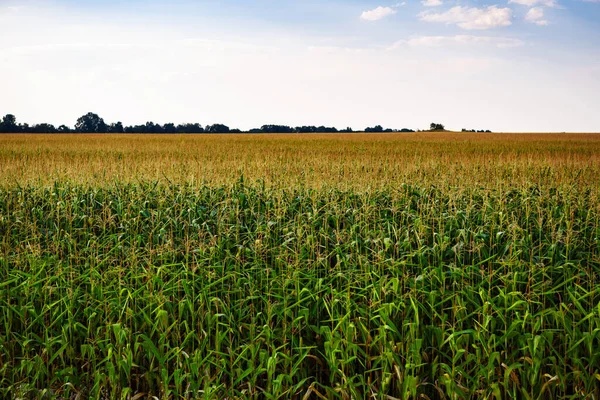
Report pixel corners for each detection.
[419,6,513,30]
[525,7,549,25]
[422,0,443,7]
[360,6,397,21]
[509,0,558,7]
[391,34,525,48]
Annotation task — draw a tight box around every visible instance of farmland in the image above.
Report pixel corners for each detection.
[1,133,600,399]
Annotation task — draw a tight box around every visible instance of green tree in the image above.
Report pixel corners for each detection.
[365,125,384,133]
[75,112,108,133]
[108,122,124,133]
[430,123,445,131]
[206,124,230,133]
[0,114,18,132]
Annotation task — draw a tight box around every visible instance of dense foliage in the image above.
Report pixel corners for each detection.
[0,181,599,399]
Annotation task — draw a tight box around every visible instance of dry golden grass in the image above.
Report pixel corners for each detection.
[1,132,599,190]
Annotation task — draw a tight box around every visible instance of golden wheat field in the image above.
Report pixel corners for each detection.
[1,132,600,399]
[1,132,599,190]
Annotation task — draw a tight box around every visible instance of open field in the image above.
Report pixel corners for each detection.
[1,133,599,189]
[1,133,600,399]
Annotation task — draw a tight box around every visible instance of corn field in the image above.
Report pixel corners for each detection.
[0,133,599,399]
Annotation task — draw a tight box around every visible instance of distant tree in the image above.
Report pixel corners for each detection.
[108,122,124,133]
[176,123,204,133]
[230,128,242,133]
[31,123,57,133]
[124,124,146,133]
[144,122,155,133]
[75,112,108,133]
[163,123,177,134]
[317,126,338,133]
[0,114,18,132]
[461,128,491,133]
[295,126,317,133]
[206,124,230,133]
[260,125,294,133]
[400,128,414,132]
[144,122,163,134]
[3,114,16,124]
[430,123,445,131]
[365,125,384,133]
[57,125,71,133]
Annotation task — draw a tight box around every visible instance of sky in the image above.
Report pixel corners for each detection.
[0,0,599,132]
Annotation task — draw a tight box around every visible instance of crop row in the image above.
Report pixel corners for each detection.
[0,182,598,398]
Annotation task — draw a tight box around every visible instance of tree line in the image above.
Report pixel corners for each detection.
[0,113,418,134]
[462,128,492,133]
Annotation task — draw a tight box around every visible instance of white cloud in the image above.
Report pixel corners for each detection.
[509,0,558,7]
[525,7,549,25]
[422,0,443,6]
[391,35,525,48]
[419,6,513,30]
[360,6,397,21]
